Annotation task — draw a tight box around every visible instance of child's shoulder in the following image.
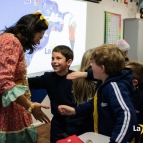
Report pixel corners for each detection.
[138,83,143,91]
[43,71,55,77]
[101,81,130,94]
[68,70,74,73]
[134,84,143,97]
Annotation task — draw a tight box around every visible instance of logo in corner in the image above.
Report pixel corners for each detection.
[133,124,143,134]
[139,124,143,134]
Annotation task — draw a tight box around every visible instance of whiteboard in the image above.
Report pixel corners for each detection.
[0,0,87,75]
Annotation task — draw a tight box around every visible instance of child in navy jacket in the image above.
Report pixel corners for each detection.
[126,61,143,143]
[28,45,76,143]
[58,44,137,143]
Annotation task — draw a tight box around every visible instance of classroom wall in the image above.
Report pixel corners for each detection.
[32,0,137,126]
[85,0,137,50]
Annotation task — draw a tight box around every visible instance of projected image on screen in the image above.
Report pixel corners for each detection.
[0,0,87,75]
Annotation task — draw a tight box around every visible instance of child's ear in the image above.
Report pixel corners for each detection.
[67,59,72,66]
[132,79,138,86]
[101,65,105,72]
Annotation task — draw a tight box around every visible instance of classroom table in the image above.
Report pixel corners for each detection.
[78,132,110,143]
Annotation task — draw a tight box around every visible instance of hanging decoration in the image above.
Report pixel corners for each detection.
[135,0,143,18]
[124,0,128,4]
[113,0,134,3]
[138,0,143,6]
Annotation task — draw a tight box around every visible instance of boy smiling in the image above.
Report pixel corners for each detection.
[28,45,76,143]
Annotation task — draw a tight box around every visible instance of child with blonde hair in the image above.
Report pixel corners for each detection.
[73,49,96,105]
[59,44,137,143]
[66,49,96,135]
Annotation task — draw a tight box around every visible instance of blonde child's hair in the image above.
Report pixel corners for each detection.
[80,49,93,72]
[72,49,96,105]
[125,61,143,85]
[90,44,125,76]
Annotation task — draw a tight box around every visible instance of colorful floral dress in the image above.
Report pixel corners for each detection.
[0,33,38,143]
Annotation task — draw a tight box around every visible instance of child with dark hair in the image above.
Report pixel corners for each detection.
[0,12,50,143]
[59,44,137,143]
[126,61,143,143]
[28,45,76,143]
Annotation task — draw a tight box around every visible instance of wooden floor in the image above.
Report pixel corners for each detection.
[36,123,51,143]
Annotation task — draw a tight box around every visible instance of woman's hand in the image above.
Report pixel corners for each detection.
[58,105,76,115]
[32,102,50,123]
[66,72,87,80]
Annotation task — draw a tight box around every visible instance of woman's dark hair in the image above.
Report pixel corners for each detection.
[3,13,48,53]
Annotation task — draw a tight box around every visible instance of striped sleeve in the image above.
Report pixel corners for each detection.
[109,82,136,143]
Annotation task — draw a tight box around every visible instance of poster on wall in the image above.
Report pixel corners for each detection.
[104,11,121,44]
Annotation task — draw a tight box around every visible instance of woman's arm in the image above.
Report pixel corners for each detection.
[0,37,50,124]
[16,95,50,123]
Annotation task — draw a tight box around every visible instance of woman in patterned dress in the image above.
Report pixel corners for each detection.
[0,12,50,143]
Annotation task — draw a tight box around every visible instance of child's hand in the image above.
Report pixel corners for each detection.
[66,72,87,79]
[58,105,76,115]
[32,102,50,123]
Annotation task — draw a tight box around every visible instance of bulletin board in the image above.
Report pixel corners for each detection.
[104,11,121,44]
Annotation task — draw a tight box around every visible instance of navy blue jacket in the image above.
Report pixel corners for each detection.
[75,68,137,143]
[131,83,143,143]
[132,83,143,124]
[28,70,76,115]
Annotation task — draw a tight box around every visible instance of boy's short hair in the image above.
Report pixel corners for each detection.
[125,61,143,85]
[90,44,125,76]
[52,45,73,61]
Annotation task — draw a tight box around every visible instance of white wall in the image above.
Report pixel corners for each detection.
[32,0,138,126]
[85,0,137,50]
